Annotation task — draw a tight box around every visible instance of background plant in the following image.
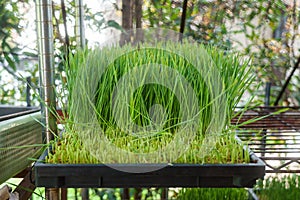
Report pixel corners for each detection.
[0,0,122,106]
[0,0,36,105]
[141,0,300,106]
[177,188,249,200]
[255,175,300,200]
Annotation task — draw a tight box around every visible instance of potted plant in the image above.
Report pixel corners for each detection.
[35,29,265,188]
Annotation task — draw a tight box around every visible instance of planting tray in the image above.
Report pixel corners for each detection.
[0,107,42,184]
[35,150,265,188]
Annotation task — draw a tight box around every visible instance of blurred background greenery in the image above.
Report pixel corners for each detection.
[1,0,299,107]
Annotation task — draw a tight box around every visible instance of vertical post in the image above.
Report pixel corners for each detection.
[179,0,188,42]
[261,82,271,158]
[80,188,89,200]
[265,82,271,107]
[36,0,57,143]
[36,0,58,199]
[26,77,32,107]
[161,188,168,200]
[179,0,188,34]
[75,0,85,48]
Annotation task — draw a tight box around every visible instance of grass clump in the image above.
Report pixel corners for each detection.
[176,188,249,200]
[47,129,250,164]
[255,175,300,200]
[46,40,254,164]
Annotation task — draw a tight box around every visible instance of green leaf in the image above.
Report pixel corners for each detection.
[106,20,123,31]
[23,51,38,57]
[4,53,16,71]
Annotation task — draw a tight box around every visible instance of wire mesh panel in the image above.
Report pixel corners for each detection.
[0,112,42,184]
[234,107,300,173]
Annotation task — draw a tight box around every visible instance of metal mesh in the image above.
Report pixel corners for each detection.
[0,112,42,184]
[234,107,300,173]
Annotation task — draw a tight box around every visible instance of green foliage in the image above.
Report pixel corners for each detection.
[143,0,300,105]
[256,175,300,200]
[46,40,252,164]
[0,0,27,71]
[0,0,28,104]
[177,188,248,200]
[0,0,122,105]
[143,0,182,31]
[53,0,122,72]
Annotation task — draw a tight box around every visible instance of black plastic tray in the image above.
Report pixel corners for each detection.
[35,150,265,188]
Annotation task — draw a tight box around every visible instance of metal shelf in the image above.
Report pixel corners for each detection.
[234,107,300,173]
[0,109,42,184]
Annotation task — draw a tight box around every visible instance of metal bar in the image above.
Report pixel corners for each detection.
[246,139,300,141]
[247,143,300,146]
[26,77,32,107]
[75,0,85,48]
[36,1,59,199]
[237,125,300,128]
[275,160,295,170]
[252,151,300,153]
[266,170,300,173]
[248,188,259,200]
[161,188,168,200]
[36,0,57,143]
[238,134,300,137]
[261,128,267,157]
[248,147,300,149]
[179,0,188,41]
[274,55,300,106]
[251,147,300,150]
[261,157,300,160]
[265,82,271,107]
[35,0,45,140]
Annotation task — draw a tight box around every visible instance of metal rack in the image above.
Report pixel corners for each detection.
[0,107,42,184]
[234,107,300,173]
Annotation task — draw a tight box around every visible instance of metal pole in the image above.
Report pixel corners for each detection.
[179,0,188,36]
[26,77,32,107]
[274,55,300,106]
[261,82,271,158]
[36,0,57,143]
[36,0,58,199]
[75,0,85,48]
[265,82,271,107]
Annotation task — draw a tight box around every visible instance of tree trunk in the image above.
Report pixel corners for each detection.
[121,0,133,45]
[135,0,142,29]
